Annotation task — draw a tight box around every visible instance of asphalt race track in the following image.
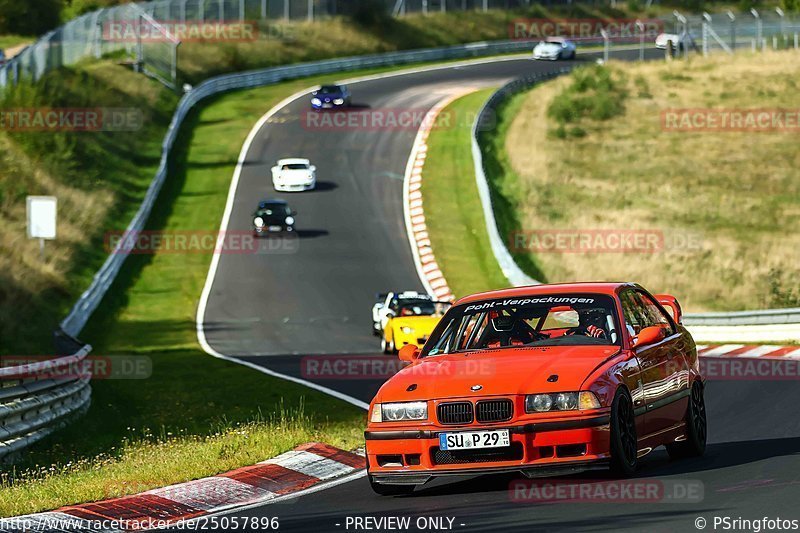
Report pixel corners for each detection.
[199,49,800,532]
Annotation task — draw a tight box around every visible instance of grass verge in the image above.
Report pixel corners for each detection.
[421,89,510,298]
[487,50,800,312]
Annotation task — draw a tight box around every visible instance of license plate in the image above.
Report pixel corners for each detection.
[268,226,282,232]
[439,429,510,451]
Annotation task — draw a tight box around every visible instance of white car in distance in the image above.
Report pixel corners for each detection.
[271,158,316,192]
[532,37,576,60]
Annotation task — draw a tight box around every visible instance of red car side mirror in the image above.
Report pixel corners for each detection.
[655,293,682,324]
[633,325,666,349]
[398,344,420,362]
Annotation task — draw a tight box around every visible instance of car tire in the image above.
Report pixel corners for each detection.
[381,337,394,354]
[666,381,707,459]
[368,475,416,496]
[609,388,638,476]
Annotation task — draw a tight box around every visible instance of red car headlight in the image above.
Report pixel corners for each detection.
[525,391,601,413]
[371,402,428,422]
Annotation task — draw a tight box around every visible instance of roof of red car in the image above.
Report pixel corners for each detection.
[454,282,635,305]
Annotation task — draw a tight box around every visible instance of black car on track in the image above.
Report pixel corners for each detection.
[252,199,296,236]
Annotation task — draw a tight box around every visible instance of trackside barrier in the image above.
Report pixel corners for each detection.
[471,74,800,342]
[0,344,92,461]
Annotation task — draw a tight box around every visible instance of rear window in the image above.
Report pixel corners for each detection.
[422,293,620,356]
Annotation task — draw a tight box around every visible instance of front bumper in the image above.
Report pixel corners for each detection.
[254,225,293,235]
[274,180,315,192]
[311,101,347,110]
[392,331,430,349]
[365,415,611,485]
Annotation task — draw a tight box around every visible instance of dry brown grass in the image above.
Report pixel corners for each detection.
[504,50,800,312]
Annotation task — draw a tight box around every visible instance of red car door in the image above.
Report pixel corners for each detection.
[623,289,688,437]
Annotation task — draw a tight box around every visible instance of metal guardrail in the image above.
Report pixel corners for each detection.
[0,344,92,461]
[471,71,800,330]
[683,308,800,326]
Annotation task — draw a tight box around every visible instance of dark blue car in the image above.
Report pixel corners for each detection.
[310,84,351,110]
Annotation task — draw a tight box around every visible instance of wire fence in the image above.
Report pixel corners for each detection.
[1,1,799,90]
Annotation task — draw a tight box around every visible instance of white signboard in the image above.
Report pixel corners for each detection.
[27,196,57,240]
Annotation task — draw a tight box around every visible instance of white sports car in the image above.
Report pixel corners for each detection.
[532,37,576,60]
[271,158,316,192]
[655,32,695,51]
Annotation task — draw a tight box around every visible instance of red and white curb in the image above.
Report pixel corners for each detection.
[697,344,800,359]
[403,90,477,303]
[0,443,364,532]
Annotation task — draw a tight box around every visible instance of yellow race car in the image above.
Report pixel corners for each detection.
[380,297,449,354]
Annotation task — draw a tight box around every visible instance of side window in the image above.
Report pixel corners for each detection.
[620,290,645,336]
[389,298,399,313]
[637,292,676,336]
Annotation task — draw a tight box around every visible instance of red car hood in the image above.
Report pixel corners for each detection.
[376,345,620,402]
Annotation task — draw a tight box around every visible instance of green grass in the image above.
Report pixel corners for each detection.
[0,61,177,356]
[498,51,800,311]
[0,35,31,50]
[421,89,509,298]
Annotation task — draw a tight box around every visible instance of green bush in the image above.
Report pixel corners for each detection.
[546,65,627,133]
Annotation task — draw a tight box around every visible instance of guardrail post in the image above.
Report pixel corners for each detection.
[284,0,289,19]
[180,0,187,23]
[240,0,245,22]
[308,0,313,21]
[172,41,180,89]
[93,10,104,59]
[218,0,224,21]
[776,7,785,39]
[482,0,488,12]
[261,0,267,19]
[702,12,710,56]
[136,13,143,73]
[441,0,446,13]
[726,10,735,51]
[795,33,798,49]
[636,19,645,61]
[751,8,761,51]
[199,0,205,23]
[600,28,609,63]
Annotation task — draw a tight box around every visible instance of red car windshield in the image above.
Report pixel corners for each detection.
[422,293,620,356]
